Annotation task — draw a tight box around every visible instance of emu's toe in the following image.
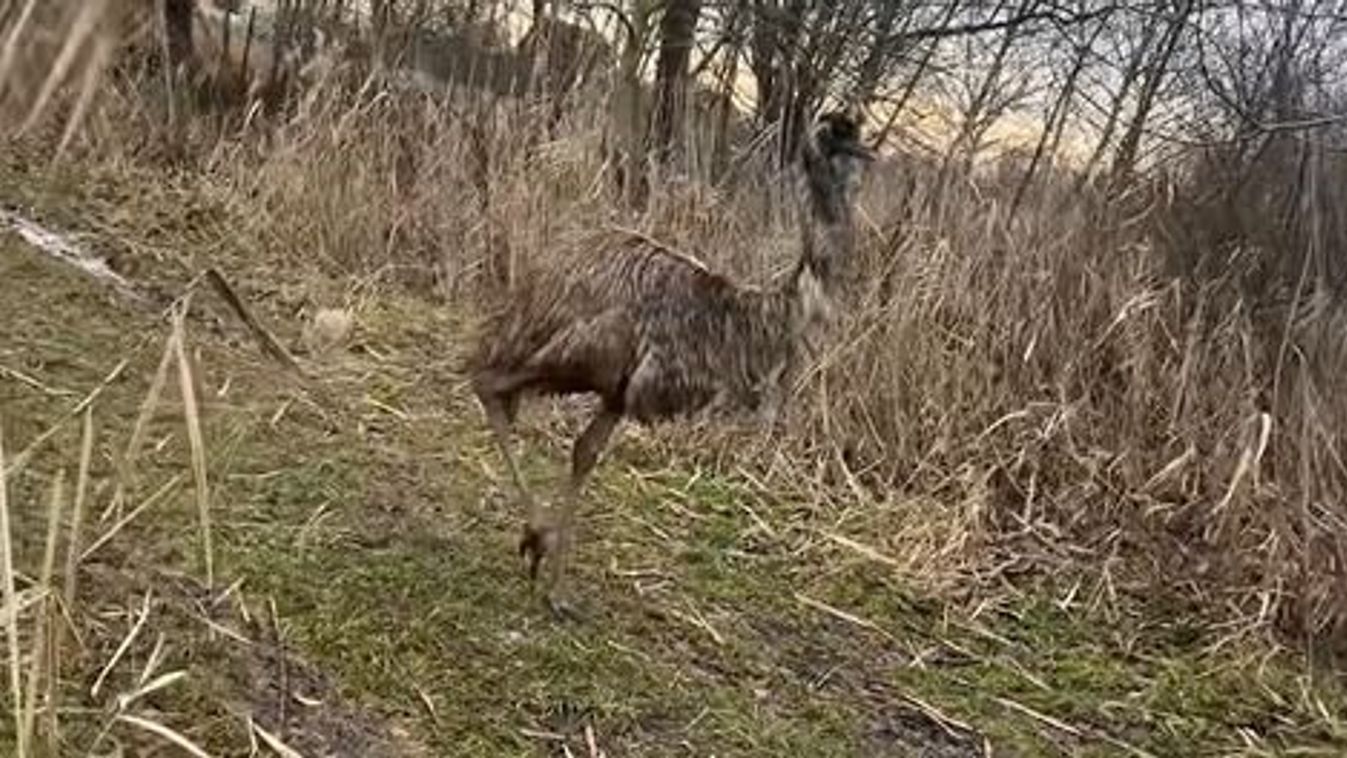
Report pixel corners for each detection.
[544,591,583,622]
[517,523,580,621]
[518,524,557,581]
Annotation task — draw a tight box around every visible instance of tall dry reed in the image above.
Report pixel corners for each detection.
[13,14,1347,654]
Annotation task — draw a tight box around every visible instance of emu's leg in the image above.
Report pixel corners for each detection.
[479,389,551,577]
[481,393,531,502]
[536,405,621,617]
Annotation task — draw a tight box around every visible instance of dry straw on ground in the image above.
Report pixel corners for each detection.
[1,1,1346,754]
[6,0,1345,646]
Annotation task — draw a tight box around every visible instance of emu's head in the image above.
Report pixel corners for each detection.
[814,111,873,191]
[802,111,873,226]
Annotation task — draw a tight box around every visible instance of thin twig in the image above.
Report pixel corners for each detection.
[796,592,898,643]
[91,591,153,699]
[20,470,64,750]
[899,693,979,741]
[4,358,130,479]
[63,407,95,609]
[0,363,73,397]
[0,422,27,758]
[173,304,213,588]
[205,267,302,374]
[81,475,185,563]
[992,694,1082,736]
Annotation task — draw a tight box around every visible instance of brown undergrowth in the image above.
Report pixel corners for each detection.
[0,17,1346,754]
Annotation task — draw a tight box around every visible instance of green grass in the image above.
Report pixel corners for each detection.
[2,191,1346,757]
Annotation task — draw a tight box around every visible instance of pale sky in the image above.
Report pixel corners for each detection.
[234,0,1084,161]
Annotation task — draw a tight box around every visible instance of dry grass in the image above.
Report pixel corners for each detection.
[1,193,1343,754]
[14,15,1347,648]
[1,4,1346,754]
[0,319,199,755]
[0,255,430,754]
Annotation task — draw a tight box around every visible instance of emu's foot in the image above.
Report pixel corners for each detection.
[518,523,559,581]
[544,592,583,622]
[517,524,582,621]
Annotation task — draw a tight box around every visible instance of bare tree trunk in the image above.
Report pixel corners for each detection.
[850,1,903,107]
[870,1,961,149]
[937,0,1029,195]
[651,0,703,165]
[613,0,656,207]
[749,0,782,129]
[469,104,509,289]
[749,0,807,163]
[1111,0,1192,184]
[1010,20,1105,216]
[164,0,194,70]
[1076,18,1156,188]
[792,0,863,153]
[710,4,745,183]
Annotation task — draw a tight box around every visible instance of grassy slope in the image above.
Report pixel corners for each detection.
[1,166,1345,757]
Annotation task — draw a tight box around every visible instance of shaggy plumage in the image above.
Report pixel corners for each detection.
[469,111,873,615]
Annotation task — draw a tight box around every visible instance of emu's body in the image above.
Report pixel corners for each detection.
[474,231,804,424]
[469,112,871,614]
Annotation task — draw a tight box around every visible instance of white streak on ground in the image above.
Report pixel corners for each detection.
[1,208,145,303]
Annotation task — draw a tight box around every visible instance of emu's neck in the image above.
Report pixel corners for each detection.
[713,174,855,420]
[777,146,858,334]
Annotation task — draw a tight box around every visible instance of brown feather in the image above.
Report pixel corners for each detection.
[469,111,871,425]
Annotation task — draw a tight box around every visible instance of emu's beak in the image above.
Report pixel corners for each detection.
[841,142,876,163]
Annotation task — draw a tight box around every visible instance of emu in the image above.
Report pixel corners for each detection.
[469,112,873,615]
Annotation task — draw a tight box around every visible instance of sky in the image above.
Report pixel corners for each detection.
[219,0,1089,160]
